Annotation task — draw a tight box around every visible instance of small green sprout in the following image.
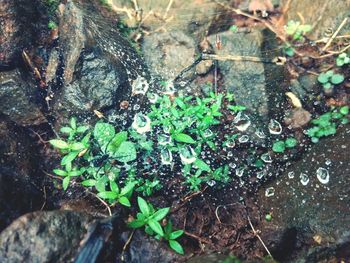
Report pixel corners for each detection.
[128,197,170,237]
[272,137,298,153]
[336,53,350,67]
[265,213,272,222]
[307,107,349,143]
[229,25,238,33]
[162,221,184,254]
[317,70,345,90]
[48,21,57,30]
[285,20,312,41]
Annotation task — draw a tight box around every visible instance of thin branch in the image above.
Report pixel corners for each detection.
[163,0,174,19]
[322,18,349,52]
[121,230,135,262]
[184,231,211,244]
[247,215,275,261]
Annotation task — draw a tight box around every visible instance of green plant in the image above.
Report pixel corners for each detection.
[162,221,184,254]
[272,137,298,153]
[285,20,311,41]
[48,20,57,30]
[128,197,169,237]
[307,106,349,143]
[317,70,345,90]
[336,53,350,67]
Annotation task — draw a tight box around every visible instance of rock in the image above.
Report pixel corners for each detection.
[258,126,350,254]
[208,29,284,121]
[0,210,93,263]
[142,31,196,81]
[59,0,85,85]
[0,69,46,126]
[281,0,350,39]
[51,0,152,122]
[284,108,311,129]
[119,230,178,263]
[0,0,39,68]
[53,49,128,118]
[110,0,232,41]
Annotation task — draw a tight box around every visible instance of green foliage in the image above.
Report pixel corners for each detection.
[336,53,350,67]
[229,25,238,33]
[272,137,298,153]
[163,221,184,254]
[307,107,349,143]
[317,70,345,89]
[285,20,312,41]
[48,21,57,30]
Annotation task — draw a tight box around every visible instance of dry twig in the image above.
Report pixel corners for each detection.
[322,18,349,52]
[121,230,135,262]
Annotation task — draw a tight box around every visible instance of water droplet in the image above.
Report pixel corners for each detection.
[234,112,251,131]
[265,187,275,197]
[325,159,332,166]
[261,153,273,163]
[147,93,159,103]
[207,180,216,187]
[300,173,309,186]
[236,167,245,177]
[229,163,237,169]
[316,167,329,184]
[133,104,140,111]
[203,129,213,138]
[268,119,282,135]
[132,113,151,133]
[225,140,236,148]
[238,135,249,143]
[132,76,149,95]
[288,171,295,179]
[257,171,265,179]
[158,134,172,146]
[255,129,266,139]
[160,149,173,165]
[179,146,197,164]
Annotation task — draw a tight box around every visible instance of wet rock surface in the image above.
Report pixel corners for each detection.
[258,126,350,260]
[53,49,128,117]
[0,0,41,68]
[0,69,46,126]
[120,230,178,263]
[0,210,93,263]
[282,0,350,39]
[208,29,284,121]
[142,31,196,81]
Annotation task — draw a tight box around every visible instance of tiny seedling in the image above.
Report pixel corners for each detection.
[336,53,350,67]
[162,221,184,254]
[272,137,298,153]
[285,20,311,41]
[317,70,345,90]
[128,197,170,237]
[307,106,349,143]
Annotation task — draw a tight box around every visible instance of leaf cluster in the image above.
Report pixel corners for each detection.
[317,70,345,90]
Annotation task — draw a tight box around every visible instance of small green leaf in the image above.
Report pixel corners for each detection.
[272,141,286,153]
[340,106,349,115]
[120,182,135,196]
[60,127,73,134]
[331,74,345,85]
[93,122,115,146]
[128,219,145,228]
[69,169,85,177]
[81,179,96,187]
[97,191,118,200]
[50,139,69,150]
[62,176,70,190]
[317,73,329,84]
[169,230,184,240]
[53,169,67,176]
[61,151,79,166]
[110,181,120,193]
[70,142,85,151]
[107,131,128,154]
[152,207,170,221]
[169,240,184,254]
[118,196,131,207]
[138,197,150,216]
[148,219,164,237]
[194,159,211,172]
[174,133,195,144]
[76,126,89,133]
[285,138,298,148]
[114,141,137,162]
[70,117,77,130]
